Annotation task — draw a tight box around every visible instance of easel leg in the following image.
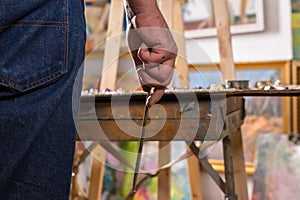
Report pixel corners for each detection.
[158,142,171,200]
[232,129,249,200]
[223,136,238,200]
[88,145,106,200]
[187,155,203,200]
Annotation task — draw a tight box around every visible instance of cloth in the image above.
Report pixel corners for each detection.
[0,1,86,199]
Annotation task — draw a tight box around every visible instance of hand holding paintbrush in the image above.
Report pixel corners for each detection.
[125,0,178,107]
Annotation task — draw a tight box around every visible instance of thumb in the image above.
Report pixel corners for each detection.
[137,43,149,62]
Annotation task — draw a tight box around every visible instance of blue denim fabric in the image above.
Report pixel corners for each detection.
[0,0,86,199]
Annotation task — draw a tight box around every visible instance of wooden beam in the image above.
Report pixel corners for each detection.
[281,61,292,133]
[231,129,249,200]
[160,0,175,88]
[173,0,189,88]
[158,142,171,200]
[212,0,236,82]
[292,61,300,133]
[187,155,203,200]
[88,145,106,200]
[91,1,124,199]
[100,0,124,90]
[212,2,247,199]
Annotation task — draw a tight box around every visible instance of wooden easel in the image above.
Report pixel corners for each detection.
[88,1,124,200]
[212,0,248,199]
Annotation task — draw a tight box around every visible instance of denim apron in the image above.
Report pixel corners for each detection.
[0,1,86,199]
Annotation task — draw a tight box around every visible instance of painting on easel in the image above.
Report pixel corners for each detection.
[182,0,264,38]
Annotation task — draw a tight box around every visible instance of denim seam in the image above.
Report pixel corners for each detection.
[18,20,68,24]
[0,21,69,30]
[0,70,63,86]
[64,0,69,72]
[0,25,9,30]
[11,24,67,29]
[0,71,65,91]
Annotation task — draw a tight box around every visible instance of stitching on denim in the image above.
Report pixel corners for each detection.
[0,25,9,30]
[64,0,69,71]
[18,20,68,24]
[0,21,69,30]
[0,70,64,87]
[12,24,67,29]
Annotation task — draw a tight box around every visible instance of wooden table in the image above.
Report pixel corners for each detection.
[77,88,300,199]
[77,90,246,200]
[78,90,245,142]
[77,88,300,141]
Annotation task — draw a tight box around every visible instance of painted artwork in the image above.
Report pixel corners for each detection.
[182,0,264,38]
[252,134,300,200]
[292,0,300,59]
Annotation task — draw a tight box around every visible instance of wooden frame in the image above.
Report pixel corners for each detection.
[183,0,265,38]
[292,60,300,133]
[189,60,292,174]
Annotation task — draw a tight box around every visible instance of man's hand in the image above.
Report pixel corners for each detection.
[125,0,178,106]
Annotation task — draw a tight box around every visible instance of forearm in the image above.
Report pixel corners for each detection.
[124,0,168,29]
[125,0,158,15]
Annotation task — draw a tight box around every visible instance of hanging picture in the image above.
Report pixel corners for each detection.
[182,0,264,38]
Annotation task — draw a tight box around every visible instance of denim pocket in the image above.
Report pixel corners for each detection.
[0,1,69,95]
